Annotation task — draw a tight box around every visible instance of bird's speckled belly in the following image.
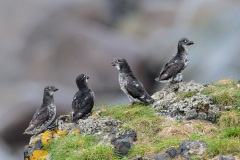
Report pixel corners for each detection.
[119,74,127,94]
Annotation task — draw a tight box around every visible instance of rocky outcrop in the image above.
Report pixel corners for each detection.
[111,130,137,156]
[24,80,240,160]
[24,114,137,160]
[131,140,207,160]
[152,81,220,122]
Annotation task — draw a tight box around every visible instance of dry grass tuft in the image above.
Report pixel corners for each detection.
[158,120,216,139]
[218,110,240,128]
[203,78,240,107]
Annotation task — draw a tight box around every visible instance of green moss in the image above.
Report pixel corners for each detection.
[44,135,119,160]
[203,79,240,107]
[101,104,162,138]
[205,137,240,156]
[177,90,199,100]
[128,137,181,157]
[220,126,240,138]
[218,110,240,128]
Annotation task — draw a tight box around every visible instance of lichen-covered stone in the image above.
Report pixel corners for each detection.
[217,156,239,160]
[77,116,123,135]
[177,140,207,158]
[165,147,177,158]
[112,129,137,144]
[113,137,134,156]
[154,153,172,160]
[152,81,220,122]
[29,150,49,160]
[24,114,136,159]
[131,155,144,160]
[40,130,53,146]
[111,129,137,156]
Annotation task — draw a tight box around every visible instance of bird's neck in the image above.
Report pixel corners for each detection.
[77,83,90,91]
[177,44,188,58]
[43,93,54,106]
[119,64,133,74]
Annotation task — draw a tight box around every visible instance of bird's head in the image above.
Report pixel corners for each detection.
[111,57,130,72]
[76,74,89,89]
[178,38,194,52]
[44,85,58,96]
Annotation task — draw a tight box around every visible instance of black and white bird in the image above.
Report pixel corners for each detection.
[155,38,194,84]
[111,57,154,105]
[24,86,58,135]
[71,74,94,122]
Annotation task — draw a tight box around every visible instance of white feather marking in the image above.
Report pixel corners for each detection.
[116,65,120,70]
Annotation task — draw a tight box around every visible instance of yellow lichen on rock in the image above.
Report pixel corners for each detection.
[29,136,41,145]
[92,113,100,117]
[74,129,79,135]
[53,130,67,138]
[30,150,48,160]
[40,130,53,146]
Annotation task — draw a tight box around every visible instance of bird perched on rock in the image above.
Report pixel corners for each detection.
[111,57,154,105]
[71,74,94,122]
[155,38,194,84]
[24,86,58,135]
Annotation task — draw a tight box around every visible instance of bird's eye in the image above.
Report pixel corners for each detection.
[184,40,187,43]
[48,87,51,89]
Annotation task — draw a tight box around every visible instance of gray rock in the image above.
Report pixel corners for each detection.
[111,129,137,156]
[177,140,207,158]
[218,156,239,160]
[131,155,151,160]
[154,153,171,160]
[197,112,207,120]
[24,138,43,159]
[152,82,220,122]
[77,116,123,135]
[165,147,177,158]
[113,137,134,156]
[112,129,137,144]
[93,109,102,116]
[207,105,220,122]
[186,109,198,120]
[131,155,143,160]
[24,146,30,159]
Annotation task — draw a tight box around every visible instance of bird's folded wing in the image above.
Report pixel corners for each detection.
[30,106,49,126]
[159,61,184,80]
[72,93,94,113]
[125,79,145,99]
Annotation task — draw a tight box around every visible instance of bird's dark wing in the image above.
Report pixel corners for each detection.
[72,91,94,119]
[32,106,49,125]
[159,60,185,80]
[27,106,49,130]
[125,78,150,100]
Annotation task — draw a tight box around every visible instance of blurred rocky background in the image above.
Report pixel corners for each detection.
[0,0,240,159]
